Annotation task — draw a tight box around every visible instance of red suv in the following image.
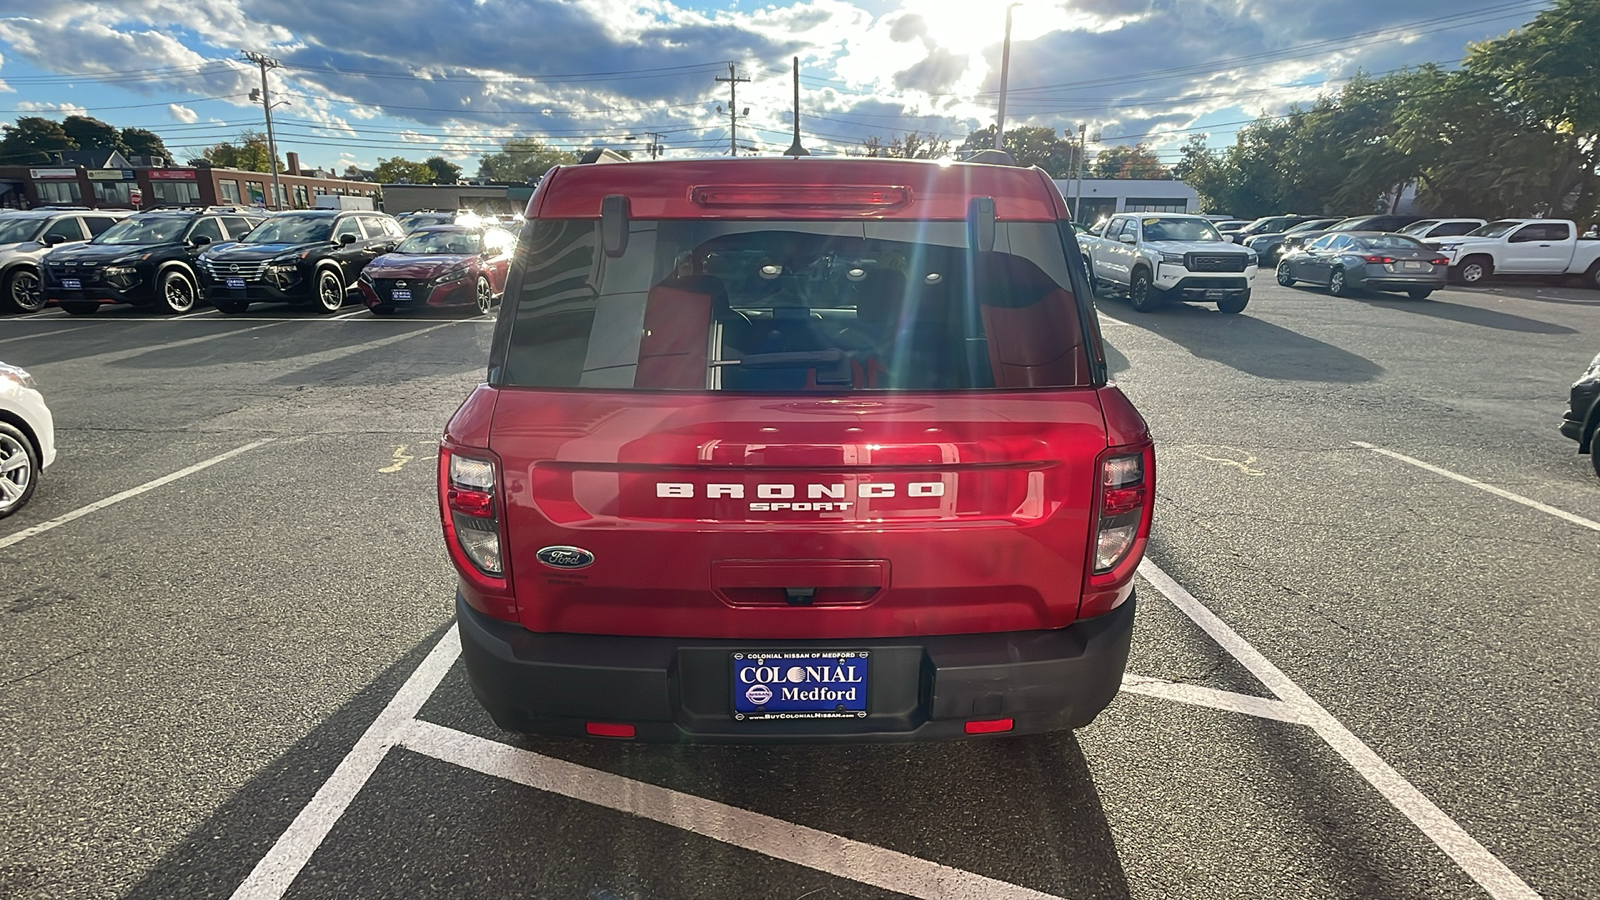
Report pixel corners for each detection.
[439,156,1153,742]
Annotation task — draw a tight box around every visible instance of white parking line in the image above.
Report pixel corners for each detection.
[1137,559,1540,900]
[329,308,369,320]
[0,328,79,346]
[0,439,273,550]
[1120,674,1302,724]
[1354,441,1600,533]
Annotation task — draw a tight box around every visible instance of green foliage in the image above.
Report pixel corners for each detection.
[0,117,77,165]
[855,131,952,160]
[423,156,462,185]
[477,138,578,182]
[1088,143,1169,180]
[190,131,284,174]
[61,115,128,156]
[956,126,1081,177]
[121,128,174,162]
[372,156,437,184]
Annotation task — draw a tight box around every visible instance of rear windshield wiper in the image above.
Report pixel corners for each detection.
[710,349,852,384]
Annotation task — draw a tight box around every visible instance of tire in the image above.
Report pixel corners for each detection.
[1127,268,1162,312]
[155,268,199,314]
[1454,256,1491,286]
[312,268,345,313]
[213,300,249,314]
[1276,263,1296,286]
[475,275,493,315]
[1406,288,1433,300]
[60,301,99,316]
[1217,292,1250,315]
[0,421,39,519]
[2,267,45,314]
[1593,446,1600,480]
[1585,261,1600,290]
[1327,267,1350,297]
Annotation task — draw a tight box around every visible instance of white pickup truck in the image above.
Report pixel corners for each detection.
[1429,219,1600,288]
[1080,213,1258,314]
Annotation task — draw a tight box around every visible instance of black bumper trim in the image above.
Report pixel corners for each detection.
[455,591,1136,744]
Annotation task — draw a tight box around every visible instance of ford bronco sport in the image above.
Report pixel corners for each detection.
[439,156,1154,742]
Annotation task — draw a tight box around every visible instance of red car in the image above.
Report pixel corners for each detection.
[357,225,514,315]
[439,155,1153,743]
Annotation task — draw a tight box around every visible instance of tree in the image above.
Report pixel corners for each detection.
[0,117,77,165]
[1089,143,1169,180]
[956,126,1081,177]
[121,128,174,163]
[61,115,129,156]
[854,130,952,159]
[372,156,437,184]
[423,156,462,185]
[477,138,578,182]
[190,131,284,173]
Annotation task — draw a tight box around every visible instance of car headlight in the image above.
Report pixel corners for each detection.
[437,265,471,283]
[104,265,137,277]
[1579,353,1600,384]
[1245,250,1258,265]
[0,363,36,390]
[1158,252,1186,265]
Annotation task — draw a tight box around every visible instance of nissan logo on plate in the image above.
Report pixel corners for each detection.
[535,546,595,569]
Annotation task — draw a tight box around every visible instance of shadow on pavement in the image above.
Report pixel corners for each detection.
[1112,302,1384,383]
[1352,294,1578,334]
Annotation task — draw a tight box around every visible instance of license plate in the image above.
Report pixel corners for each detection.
[391,289,411,301]
[1205,289,1225,300]
[732,651,868,720]
[61,278,81,290]
[225,277,246,289]
[1403,261,1426,270]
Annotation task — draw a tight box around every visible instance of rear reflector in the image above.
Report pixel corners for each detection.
[690,184,911,209]
[964,718,1014,735]
[586,722,636,738]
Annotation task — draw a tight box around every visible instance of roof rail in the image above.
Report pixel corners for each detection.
[577,148,630,165]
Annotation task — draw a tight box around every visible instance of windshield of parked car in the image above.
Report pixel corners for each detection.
[396,230,481,255]
[1141,218,1223,242]
[1284,219,1337,234]
[498,219,1089,392]
[1355,234,1429,250]
[0,217,45,244]
[1469,220,1523,238]
[239,215,334,244]
[1398,220,1440,236]
[92,216,190,245]
[1325,218,1369,232]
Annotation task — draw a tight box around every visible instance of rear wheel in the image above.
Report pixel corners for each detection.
[213,300,249,314]
[1407,288,1433,300]
[3,267,45,314]
[1585,261,1600,290]
[1128,269,1162,312]
[312,268,345,313]
[1327,267,1350,297]
[1454,256,1491,285]
[1276,263,1296,286]
[155,268,198,314]
[475,275,493,315]
[60,301,99,316]
[1217,292,1249,315]
[0,422,39,519]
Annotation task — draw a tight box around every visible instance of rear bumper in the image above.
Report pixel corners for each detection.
[456,590,1136,743]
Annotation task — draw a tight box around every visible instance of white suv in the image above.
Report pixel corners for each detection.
[0,361,55,519]
[1083,213,1258,314]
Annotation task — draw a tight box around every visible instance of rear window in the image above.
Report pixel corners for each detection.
[495,219,1093,392]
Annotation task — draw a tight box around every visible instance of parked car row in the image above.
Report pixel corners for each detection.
[0,207,516,317]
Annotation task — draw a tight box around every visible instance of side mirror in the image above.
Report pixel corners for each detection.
[45,234,67,246]
[340,233,358,246]
[190,235,212,247]
[1117,233,1136,244]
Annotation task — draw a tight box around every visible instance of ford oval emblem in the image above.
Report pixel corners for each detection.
[536,546,595,570]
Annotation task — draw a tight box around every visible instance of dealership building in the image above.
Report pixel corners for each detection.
[0,150,378,212]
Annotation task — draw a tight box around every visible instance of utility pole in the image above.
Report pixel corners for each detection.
[241,50,283,211]
[785,56,808,157]
[715,63,750,157]
[994,4,1020,151]
[1073,123,1087,222]
[629,132,667,159]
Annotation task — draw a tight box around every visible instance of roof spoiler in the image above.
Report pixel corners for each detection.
[578,148,631,165]
[962,149,1019,166]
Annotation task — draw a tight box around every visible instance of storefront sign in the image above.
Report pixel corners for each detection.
[29,168,77,179]
[129,188,144,206]
[88,169,136,181]
[148,169,198,180]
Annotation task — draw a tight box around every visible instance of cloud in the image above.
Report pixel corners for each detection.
[16,100,89,117]
[892,47,967,92]
[169,103,198,123]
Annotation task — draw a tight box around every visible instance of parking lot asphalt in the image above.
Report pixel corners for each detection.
[0,281,1596,899]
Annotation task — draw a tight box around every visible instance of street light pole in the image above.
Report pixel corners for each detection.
[994,4,1019,151]
[241,50,283,211]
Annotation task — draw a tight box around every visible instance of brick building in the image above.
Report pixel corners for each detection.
[0,151,377,212]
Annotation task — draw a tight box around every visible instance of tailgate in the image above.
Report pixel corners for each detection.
[492,390,1109,639]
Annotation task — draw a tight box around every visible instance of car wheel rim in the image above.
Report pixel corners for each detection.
[1131,278,1146,304]
[166,277,195,312]
[1463,264,1483,283]
[1331,272,1344,294]
[0,434,30,511]
[11,271,43,311]
[320,275,342,310]
[476,278,492,315]
[1276,266,1292,285]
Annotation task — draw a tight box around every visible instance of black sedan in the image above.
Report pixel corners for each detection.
[1560,352,1600,478]
[1276,232,1450,299]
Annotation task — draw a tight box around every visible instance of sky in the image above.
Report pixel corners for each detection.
[0,0,1558,175]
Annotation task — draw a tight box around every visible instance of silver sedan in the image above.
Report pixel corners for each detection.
[1276,231,1449,299]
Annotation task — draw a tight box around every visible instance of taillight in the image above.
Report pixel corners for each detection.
[689,184,911,209]
[442,449,503,576]
[1362,255,1396,264]
[1431,257,1450,266]
[1094,452,1148,574]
